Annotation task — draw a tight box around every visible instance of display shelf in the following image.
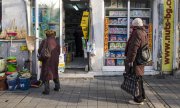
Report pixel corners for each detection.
[108,41,126,43]
[109,49,125,51]
[130,8,151,10]
[0,39,26,42]
[105,16,127,18]
[105,57,126,59]
[109,33,127,35]
[130,16,150,18]
[108,24,127,26]
[105,7,127,10]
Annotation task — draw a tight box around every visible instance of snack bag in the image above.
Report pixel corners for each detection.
[109,43,116,49]
[116,43,122,49]
[110,51,116,58]
[116,51,122,58]
[110,35,116,41]
[106,59,115,66]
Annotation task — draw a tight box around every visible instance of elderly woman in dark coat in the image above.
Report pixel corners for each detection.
[125,18,148,105]
[38,30,60,95]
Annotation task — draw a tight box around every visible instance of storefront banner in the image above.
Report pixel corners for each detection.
[104,18,109,52]
[162,0,174,72]
[148,23,153,51]
[81,11,89,39]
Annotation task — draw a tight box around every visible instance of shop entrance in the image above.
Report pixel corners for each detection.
[63,0,89,72]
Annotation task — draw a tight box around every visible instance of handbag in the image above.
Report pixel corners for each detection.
[38,39,51,61]
[121,67,140,97]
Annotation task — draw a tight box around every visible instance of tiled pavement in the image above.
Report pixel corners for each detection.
[0,76,179,108]
[144,75,180,108]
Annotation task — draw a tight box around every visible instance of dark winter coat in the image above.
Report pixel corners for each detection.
[38,36,60,81]
[125,27,148,76]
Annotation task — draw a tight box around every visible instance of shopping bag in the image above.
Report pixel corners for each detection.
[121,67,140,97]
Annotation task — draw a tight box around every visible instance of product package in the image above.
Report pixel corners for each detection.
[121,43,126,49]
[109,43,116,49]
[109,35,117,41]
[110,52,116,58]
[116,52,122,58]
[106,59,115,66]
[116,43,122,49]
[116,59,124,65]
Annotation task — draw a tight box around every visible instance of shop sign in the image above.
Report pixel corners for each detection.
[148,23,153,51]
[20,45,28,51]
[81,11,89,39]
[104,18,109,52]
[162,0,174,72]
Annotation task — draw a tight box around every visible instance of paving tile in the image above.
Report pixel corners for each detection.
[56,105,67,108]
[87,105,97,108]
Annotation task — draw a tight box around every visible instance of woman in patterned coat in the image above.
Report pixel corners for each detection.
[38,30,60,95]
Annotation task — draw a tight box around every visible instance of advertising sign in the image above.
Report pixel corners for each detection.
[162,0,174,72]
[81,11,89,39]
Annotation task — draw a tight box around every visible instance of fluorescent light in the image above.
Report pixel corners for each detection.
[73,5,79,11]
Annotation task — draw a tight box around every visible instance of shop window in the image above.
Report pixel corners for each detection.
[104,0,152,66]
[31,0,60,39]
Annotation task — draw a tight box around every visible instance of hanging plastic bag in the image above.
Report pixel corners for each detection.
[90,42,96,56]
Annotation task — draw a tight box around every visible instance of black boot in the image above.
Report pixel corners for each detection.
[53,78,60,91]
[42,80,50,95]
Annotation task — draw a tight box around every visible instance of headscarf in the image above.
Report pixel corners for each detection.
[45,30,56,37]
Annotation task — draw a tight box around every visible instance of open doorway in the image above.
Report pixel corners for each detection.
[63,0,89,72]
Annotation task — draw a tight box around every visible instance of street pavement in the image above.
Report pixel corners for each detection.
[0,76,179,108]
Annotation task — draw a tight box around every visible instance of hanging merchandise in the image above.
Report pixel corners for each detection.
[58,54,65,73]
[26,36,36,74]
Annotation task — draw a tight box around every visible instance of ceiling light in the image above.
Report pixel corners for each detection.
[73,5,79,11]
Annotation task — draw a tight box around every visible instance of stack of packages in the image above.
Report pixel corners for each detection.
[6,56,17,75]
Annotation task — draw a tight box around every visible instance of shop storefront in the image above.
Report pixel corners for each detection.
[1,0,180,76]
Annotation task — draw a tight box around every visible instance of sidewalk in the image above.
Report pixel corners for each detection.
[0,76,179,108]
[144,75,180,108]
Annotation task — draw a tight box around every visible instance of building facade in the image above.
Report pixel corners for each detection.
[0,0,180,76]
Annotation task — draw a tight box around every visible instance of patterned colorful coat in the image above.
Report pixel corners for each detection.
[38,36,60,81]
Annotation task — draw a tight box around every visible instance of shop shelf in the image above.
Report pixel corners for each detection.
[106,16,127,18]
[109,49,125,51]
[0,39,26,42]
[105,57,126,59]
[109,33,127,35]
[130,8,151,10]
[130,16,150,18]
[108,24,127,26]
[105,7,127,10]
[108,41,126,43]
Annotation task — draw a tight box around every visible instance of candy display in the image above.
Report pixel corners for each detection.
[116,43,122,49]
[109,18,127,25]
[109,28,127,34]
[110,52,116,58]
[106,59,115,66]
[109,43,116,49]
[109,11,127,16]
[116,52,122,58]
[130,10,150,17]
[116,59,124,65]
[109,35,117,41]
[117,35,127,41]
